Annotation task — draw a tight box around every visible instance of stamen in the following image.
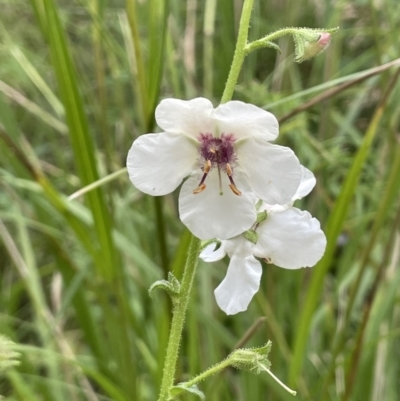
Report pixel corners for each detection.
[196,134,239,196]
[229,183,242,196]
[204,160,211,173]
[226,163,233,176]
[193,160,212,194]
[226,163,242,196]
[193,183,206,194]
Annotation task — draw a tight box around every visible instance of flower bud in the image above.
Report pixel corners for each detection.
[229,342,297,395]
[229,342,272,374]
[292,27,338,63]
[301,32,331,61]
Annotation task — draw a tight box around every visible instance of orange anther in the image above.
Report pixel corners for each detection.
[226,163,233,176]
[229,184,242,196]
[193,184,206,194]
[204,160,211,173]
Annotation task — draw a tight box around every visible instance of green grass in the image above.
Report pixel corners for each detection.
[0,0,399,400]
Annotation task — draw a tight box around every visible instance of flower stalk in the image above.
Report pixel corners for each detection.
[177,358,232,390]
[158,235,201,401]
[220,0,255,103]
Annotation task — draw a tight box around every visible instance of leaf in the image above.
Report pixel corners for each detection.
[149,272,181,303]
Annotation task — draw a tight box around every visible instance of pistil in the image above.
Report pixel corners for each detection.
[217,165,223,196]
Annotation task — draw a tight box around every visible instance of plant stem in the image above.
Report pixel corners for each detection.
[158,235,201,401]
[158,1,255,399]
[220,0,255,103]
[245,27,298,53]
[182,358,232,388]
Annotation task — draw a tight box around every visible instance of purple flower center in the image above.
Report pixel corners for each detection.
[193,133,241,196]
[198,133,237,171]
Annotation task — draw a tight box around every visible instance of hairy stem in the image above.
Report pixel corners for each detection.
[158,235,201,401]
[220,0,255,103]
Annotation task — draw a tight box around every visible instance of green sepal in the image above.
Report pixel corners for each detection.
[256,210,268,223]
[200,238,220,252]
[243,230,258,244]
[149,272,181,304]
[245,39,281,55]
[266,41,281,52]
[170,384,205,400]
[229,341,272,374]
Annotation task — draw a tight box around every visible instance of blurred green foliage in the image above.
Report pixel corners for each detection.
[0,0,399,400]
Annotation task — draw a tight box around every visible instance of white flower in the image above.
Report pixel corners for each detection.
[127,98,302,240]
[200,167,326,315]
[262,164,316,213]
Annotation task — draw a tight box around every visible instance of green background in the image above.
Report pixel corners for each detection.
[0,0,399,400]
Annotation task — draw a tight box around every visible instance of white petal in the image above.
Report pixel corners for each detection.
[294,166,316,200]
[179,168,256,240]
[127,133,197,196]
[200,242,227,262]
[155,98,215,139]
[261,203,288,213]
[214,101,279,141]
[253,208,327,269]
[261,166,316,212]
[223,236,253,258]
[238,137,302,205]
[215,253,262,315]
